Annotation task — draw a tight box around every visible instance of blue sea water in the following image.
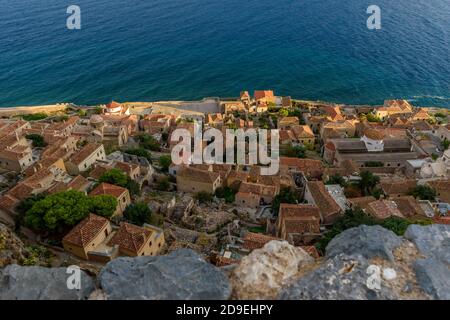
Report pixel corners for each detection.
[0,0,449,108]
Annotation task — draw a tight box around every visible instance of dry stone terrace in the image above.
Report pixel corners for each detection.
[0,93,449,300]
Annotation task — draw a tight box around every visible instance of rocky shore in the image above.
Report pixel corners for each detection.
[1,223,448,300]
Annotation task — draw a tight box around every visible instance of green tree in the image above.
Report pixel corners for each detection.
[159,155,172,172]
[22,113,48,121]
[410,185,436,201]
[139,134,161,151]
[284,145,306,159]
[326,174,346,187]
[99,168,141,196]
[366,113,381,123]
[125,148,152,163]
[195,192,214,204]
[215,187,236,203]
[89,195,118,217]
[441,139,450,150]
[279,108,289,117]
[25,134,48,148]
[24,190,117,233]
[272,187,298,214]
[124,202,152,226]
[15,193,47,229]
[99,168,128,187]
[156,176,170,191]
[358,171,380,196]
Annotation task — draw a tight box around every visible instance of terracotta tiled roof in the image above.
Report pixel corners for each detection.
[106,101,121,109]
[364,129,385,140]
[292,125,315,139]
[89,182,127,198]
[7,183,34,201]
[348,196,377,210]
[69,143,103,165]
[0,194,20,213]
[67,175,90,191]
[254,90,274,100]
[392,196,425,218]
[89,164,111,180]
[107,222,151,254]
[306,181,341,220]
[177,166,220,184]
[214,255,240,267]
[367,200,404,219]
[63,214,109,248]
[381,179,417,196]
[279,203,321,220]
[280,157,324,178]
[242,232,280,250]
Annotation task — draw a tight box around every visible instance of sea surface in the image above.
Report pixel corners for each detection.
[0,0,449,108]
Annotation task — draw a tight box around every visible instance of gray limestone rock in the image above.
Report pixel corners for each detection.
[404,224,450,264]
[279,254,397,300]
[99,249,231,300]
[326,225,402,262]
[413,258,450,300]
[0,264,95,300]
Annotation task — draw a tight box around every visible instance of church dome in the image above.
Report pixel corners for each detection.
[90,114,104,125]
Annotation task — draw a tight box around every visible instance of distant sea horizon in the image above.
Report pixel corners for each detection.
[0,0,449,108]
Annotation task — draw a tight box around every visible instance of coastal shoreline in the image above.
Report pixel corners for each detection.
[0,99,447,118]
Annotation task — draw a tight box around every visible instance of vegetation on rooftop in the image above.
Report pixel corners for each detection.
[25,134,48,148]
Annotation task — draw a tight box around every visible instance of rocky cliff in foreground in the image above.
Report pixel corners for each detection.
[0,224,449,300]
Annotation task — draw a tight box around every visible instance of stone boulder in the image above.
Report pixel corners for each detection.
[230,241,313,299]
[0,223,27,267]
[404,224,450,264]
[405,224,450,300]
[414,258,450,300]
[99,249,231,300]
[326,225,402,262]
[0,265,95,300]
[279,254,398,300]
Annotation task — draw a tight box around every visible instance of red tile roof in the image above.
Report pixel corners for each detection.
[306,181,341,220]
[107,222,151,254]
[89,182,128,198]
[63,214,109,248]
[242,232,280,250]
